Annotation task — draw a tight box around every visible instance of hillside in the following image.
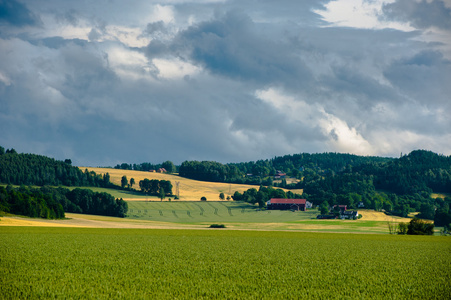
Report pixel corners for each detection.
[82,167,302,201]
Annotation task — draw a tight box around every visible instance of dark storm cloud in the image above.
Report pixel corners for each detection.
[382,0,451,29]
[384,50,451,109]
[0,0,40,27]
[167,10,312,87]
[0,0,450,166]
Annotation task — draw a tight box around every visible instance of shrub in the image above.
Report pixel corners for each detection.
[209,224,226,228]
[201,196,207,201]
[407,218,434,235]
[398,222,408,235]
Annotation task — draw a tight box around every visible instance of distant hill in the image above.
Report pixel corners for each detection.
[1,146,450,225]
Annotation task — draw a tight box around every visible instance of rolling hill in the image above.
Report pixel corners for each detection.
[82,167,303,201]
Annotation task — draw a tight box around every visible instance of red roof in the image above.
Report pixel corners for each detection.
[270,198,306,204]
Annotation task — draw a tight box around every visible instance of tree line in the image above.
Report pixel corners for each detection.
[0,185,128,219]
[114,161,176,173]
[300,150,451,225]
[0,147,114,188]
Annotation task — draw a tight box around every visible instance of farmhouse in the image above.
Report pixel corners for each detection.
[274,170,286,179]
[267,198,312,211]
[341,210,359,220]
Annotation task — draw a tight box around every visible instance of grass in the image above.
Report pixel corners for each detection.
[1,227,450,299]
[126,201,318,223]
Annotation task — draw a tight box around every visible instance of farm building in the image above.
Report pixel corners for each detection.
[341,210,359,219]
[266,198,312,211]
[332,205,347,213]
[274,170,287,179]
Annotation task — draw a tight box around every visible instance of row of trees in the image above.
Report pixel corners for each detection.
[178,153,393,185]
[114,161,176,173]
[0,185,128,219]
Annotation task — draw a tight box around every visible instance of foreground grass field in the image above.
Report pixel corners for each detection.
[1,227,449,299]
[82,167,303,200]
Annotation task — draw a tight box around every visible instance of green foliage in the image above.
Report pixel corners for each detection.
[219,192,225,200]
[139,179,172,196]
[209,224,226,228]
[115,161,177,173]
[387,221,398,234]
[161,161,176,173]
[121,175,128,188]
[200,196,207,201]
[159,188,165,201]
[0,185,65,219]
[320,202,329,215]
[0,185,128,218]
[0,148,112,187]
[398,222,408,235]
[232,186,301,205]
[407,218,435,235]
[1,228,450,299]
[434,210,451,227]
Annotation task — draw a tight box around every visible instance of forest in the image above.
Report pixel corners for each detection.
[0,147,113,187]
[0,147,128,218]
[178,150,451,224]
[0,185,128,219]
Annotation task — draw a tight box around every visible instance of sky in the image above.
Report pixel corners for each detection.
[0,0,450,166]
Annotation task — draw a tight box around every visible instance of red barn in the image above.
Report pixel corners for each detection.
[267,198,309,211]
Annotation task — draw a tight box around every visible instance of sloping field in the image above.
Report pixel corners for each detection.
[81,167,286,201]
[0,206,414,234]
[127,201,318,223]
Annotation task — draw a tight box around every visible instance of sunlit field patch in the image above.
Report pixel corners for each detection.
[82,167,301,201]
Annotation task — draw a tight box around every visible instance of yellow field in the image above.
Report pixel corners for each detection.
[431,193,450,199]
[357,209,410,222]
[80,167,303,201]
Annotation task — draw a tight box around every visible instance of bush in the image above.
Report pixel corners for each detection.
[398,222,408,235]
[209,224,226,228]
[201,196,207,201]
[407,218,434,235]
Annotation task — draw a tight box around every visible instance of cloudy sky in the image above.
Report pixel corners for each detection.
[1,0,450,166]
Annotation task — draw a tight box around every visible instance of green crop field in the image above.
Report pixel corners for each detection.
[124,202,412,234]
[1,227,450,299]
[127,201,318,223]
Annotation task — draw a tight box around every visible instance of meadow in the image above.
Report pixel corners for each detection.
[125,202,412,233]
[1,227,450,299]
